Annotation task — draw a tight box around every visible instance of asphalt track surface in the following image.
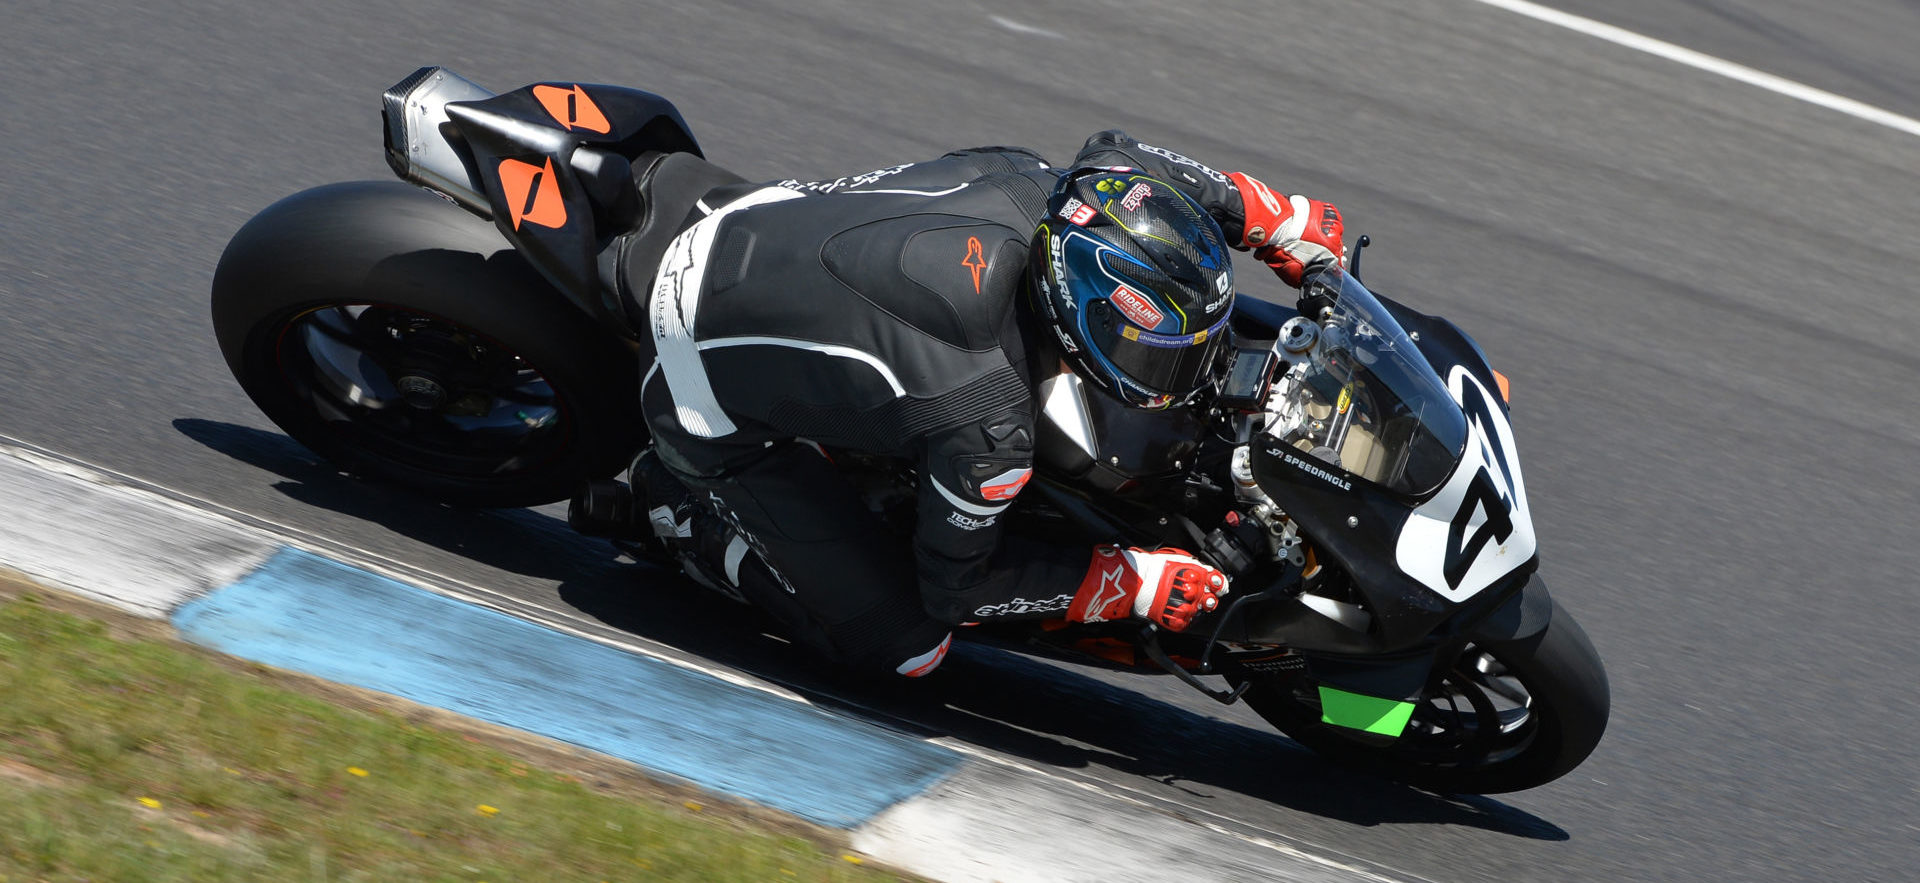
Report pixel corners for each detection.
[3,1,1917,880]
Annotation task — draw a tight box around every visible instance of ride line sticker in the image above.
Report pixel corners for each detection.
[1110,285,1164,329]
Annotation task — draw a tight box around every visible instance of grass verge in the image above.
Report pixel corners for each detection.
[0,575,919,882]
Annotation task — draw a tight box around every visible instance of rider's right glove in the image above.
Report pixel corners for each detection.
[1227,171,1346,289]
[1066,545,1229,632]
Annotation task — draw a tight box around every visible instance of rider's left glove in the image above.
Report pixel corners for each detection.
[1228,171,1346,289]
[1066,545,1229,632]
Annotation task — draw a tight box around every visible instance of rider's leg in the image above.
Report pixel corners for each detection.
[644,438,953,678]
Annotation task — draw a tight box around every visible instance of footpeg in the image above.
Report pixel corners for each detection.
[567,479,645,540]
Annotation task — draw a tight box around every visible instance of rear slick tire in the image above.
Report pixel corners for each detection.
[1236,596,1609,794]
[211,181,643,508]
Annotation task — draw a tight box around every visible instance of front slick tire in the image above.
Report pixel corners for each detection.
[212,181,642,508]
[1237,596,1609,794]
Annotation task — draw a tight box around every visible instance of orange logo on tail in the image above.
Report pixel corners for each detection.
[498,157,567,230]
[532,84,611,134]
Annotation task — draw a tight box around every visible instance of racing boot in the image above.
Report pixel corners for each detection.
[569,447,701,566]
[629,447,750,603]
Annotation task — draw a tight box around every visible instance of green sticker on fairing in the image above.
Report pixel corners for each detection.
[1317,686,1416,737]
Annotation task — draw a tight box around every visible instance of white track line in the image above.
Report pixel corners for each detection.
[988,15,1065,40]
[1470,0,1920,139]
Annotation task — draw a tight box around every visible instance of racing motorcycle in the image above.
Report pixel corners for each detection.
[211,67,1608,794]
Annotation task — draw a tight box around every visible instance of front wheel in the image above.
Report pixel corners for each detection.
[212,182,644,508]
[1234,596,1609,794]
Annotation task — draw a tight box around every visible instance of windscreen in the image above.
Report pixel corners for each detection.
[1263,268,1467,497]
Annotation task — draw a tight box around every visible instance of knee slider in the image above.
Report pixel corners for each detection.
[825,593,952,678]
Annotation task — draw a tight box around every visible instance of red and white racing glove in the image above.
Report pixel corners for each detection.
[1227,171,1346,288]
[1067,545,1229,632]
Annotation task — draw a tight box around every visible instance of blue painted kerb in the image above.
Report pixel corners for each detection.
[172,547,961,828]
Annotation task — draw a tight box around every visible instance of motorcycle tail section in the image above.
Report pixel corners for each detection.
[380,66,704,333]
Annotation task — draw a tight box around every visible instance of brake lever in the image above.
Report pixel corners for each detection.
[1134,569,1294,705]
[1137,623,1250,705]
[1347,233,1370,281]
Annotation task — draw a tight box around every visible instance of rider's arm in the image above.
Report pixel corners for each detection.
[911,415,1094,624]
[911,413,1228,632]
[1072,130,1251,238]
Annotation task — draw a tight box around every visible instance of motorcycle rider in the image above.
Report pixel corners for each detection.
[614,131,1346,678]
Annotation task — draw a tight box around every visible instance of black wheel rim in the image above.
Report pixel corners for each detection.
[272,303,571,481]
[1276,642,1543,773]
[1363,643,1541,771]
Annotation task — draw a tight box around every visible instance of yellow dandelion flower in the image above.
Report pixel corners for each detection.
[842,854,865,865]
[476,804,500,816]
[347,767,369,777]
[137,797,162,810]
[683,801,703,812]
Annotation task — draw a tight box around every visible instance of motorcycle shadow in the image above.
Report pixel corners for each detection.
[176,417,1567,841]
[173,418,618,581]
[558,563,1569,842]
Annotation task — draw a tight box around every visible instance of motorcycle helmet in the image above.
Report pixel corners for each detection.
[1029,167,1234,409]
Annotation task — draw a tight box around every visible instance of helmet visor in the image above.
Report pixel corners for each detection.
[1085,301,1231,401]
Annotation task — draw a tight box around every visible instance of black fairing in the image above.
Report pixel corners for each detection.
[1377,292,1510,423]
[440,82,702,329]
[1233,289,1532,654]
[1034,392,1203,497]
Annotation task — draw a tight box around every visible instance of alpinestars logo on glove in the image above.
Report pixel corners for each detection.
[1080,565,1128,623]
[973,594,1074,617]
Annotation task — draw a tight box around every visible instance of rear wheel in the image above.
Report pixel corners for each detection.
[212,182,643,507]
[1234,597,1609,793]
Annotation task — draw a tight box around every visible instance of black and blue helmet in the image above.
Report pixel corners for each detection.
[1029,168,1234,409]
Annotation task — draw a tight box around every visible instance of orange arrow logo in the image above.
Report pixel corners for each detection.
[532,84,611,134]
[962,236,987,294]
[498,157,567,230]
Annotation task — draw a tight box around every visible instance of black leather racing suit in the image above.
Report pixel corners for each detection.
[630,131,1258,675]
